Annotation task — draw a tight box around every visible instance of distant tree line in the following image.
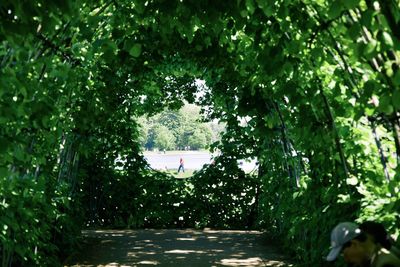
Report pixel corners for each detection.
[138,104,224,151]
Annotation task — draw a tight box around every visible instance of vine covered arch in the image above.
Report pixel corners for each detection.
[1,0,400,266]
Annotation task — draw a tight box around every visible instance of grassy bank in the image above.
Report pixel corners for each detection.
[142,150,212,156]
[162,169,196,178]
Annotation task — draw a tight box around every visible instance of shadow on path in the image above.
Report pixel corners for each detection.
[65,229,293,267]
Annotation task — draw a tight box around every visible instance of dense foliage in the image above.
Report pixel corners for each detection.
[139,104,222,151]
[1,0,400,266]
[80,154,258,230]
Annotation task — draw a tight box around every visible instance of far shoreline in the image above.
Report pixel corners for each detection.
[142,150,213,156]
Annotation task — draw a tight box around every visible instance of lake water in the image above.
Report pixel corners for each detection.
[142,152,257,172]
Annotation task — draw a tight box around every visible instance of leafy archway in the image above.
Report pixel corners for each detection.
[1,0,400,266]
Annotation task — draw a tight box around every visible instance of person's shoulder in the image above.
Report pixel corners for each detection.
[381,264,400,267]
[375,248,400,267]
[381,264,399,267]
[391,246,400,259]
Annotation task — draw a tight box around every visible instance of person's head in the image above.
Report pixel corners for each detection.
[327,222,377,265]
[359,221,392,250]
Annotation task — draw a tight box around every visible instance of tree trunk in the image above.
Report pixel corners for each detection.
[392,115,400,166]
[273,101,299,188]
[320,89,349,180]
[370,119,391,181]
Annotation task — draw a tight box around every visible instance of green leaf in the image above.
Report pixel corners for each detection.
[0,167,9,178]
[311,47,324,60]
[393,70,400,86]
[93,38,104,49]
[346,175,358,186]
[354,109,364,120]
[360,10,374,28]
[14,146,25,161]
[344,0,359,10]
[245,0,256,15]
[0,138,9,153]
[240,10,248,17]
[347,24,361,39]
[364,40,377,55]
[393,90,400,109]
[337,193,351,203]
[365,107,375,116]
[363,80,379,97]
[378,95,394,114]
[129,44,142,57]
[382,31,394,47]
[256,0,273,16]
[328,1,343,19]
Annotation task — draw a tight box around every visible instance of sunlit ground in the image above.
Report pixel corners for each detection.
[64,229,293,267]
[163,169,196,179]
[142,151,258,174]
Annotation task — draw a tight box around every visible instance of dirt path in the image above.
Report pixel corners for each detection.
[65,229,293,267]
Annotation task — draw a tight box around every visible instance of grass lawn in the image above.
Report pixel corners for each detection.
[143,150,211,156]
[163,169,196,178]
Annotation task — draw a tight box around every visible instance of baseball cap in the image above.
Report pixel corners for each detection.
[326,222,361,261]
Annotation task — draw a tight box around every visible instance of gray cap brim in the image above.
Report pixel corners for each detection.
[326,246,341,261]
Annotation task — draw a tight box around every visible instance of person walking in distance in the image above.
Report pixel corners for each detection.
[178,158,185,173]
